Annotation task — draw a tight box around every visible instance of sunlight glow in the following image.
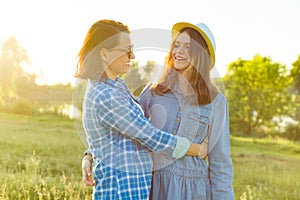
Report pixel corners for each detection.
[1,0,299,85]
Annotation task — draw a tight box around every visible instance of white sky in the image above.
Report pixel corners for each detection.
[0,0,299,85]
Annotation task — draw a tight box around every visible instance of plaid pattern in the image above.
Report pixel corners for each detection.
[93,160,152,200]
[82,78,177,200]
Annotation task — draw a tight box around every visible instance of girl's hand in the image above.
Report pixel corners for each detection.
[186,141,208,159]
[82,154,96,186]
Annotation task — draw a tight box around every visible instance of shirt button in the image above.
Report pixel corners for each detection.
[173,131,177,135]
[176,118,180,122]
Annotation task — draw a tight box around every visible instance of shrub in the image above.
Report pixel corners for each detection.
[284,123,300,141]
[9,97,36,115]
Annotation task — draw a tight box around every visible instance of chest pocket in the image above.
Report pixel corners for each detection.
[177,107,212,143]
[188,112,210,124]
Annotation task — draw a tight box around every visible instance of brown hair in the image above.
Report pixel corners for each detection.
[74,19,130,80]
[153,27,218,105]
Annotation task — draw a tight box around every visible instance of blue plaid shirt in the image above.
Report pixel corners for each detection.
[83,77,180,199]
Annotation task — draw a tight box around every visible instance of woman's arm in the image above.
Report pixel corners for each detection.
[88,84,193,159]
[208,95,234,199]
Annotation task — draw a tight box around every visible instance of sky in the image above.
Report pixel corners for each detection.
[0,0,299,85]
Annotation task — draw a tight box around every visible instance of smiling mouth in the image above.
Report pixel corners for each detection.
[175,56,187,61]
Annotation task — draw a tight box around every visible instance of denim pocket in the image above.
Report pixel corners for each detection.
[188,112,210,124]
[181,108,212,143]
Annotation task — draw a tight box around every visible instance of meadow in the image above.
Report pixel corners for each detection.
[0,112,299,200]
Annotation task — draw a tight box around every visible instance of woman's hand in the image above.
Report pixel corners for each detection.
[186,141,208,159]
[82,154,96,186]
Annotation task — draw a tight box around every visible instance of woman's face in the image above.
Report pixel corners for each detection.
[105,33,135,79]
[172,31,191,73]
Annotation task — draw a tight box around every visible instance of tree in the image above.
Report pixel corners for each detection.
[224,55,292,135]
[142,60,157,82]
[290,55,300,93]
[123,61,146,96]
[0,36,29,100]
[290,55,300,120]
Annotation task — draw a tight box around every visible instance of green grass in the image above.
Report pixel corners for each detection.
[231,136,300,199]
[0,112,91,200]
[0,112,299,199]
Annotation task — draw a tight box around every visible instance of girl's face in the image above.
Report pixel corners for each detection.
[172,31,191,73]
[105,33,135,79]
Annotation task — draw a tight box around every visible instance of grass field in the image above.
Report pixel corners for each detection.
[0,112,299,199]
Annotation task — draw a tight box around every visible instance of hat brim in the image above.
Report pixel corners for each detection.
[172,22,215,69]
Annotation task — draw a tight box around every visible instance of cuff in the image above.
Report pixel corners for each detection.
[172,136,190,159]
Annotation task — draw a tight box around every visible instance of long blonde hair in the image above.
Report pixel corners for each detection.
[152,27,218,105]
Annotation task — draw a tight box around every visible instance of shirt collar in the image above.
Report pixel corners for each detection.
[105,77,130,93]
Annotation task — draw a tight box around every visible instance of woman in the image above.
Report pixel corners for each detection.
[140,22,234,199]
[75,19,208,200]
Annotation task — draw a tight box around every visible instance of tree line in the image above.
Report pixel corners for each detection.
[0,36,299,140]
[0,36,73,115]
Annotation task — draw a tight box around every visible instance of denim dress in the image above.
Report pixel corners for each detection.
[139,83,234,200]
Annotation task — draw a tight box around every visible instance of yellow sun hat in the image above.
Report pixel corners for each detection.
[172,22,216,69]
